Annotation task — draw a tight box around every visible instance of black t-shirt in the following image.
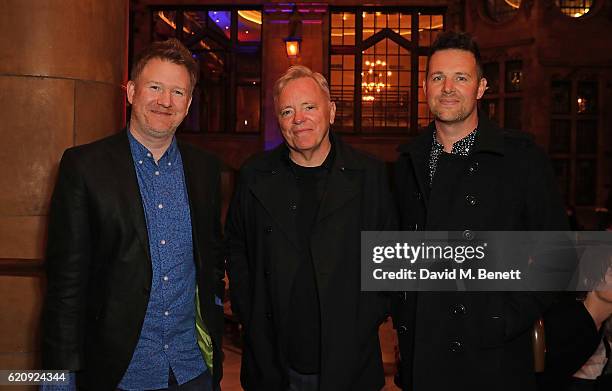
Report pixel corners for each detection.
[286,147,334,374]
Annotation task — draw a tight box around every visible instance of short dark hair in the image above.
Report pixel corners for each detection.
[130,38,199,92]
[426,31,483,79]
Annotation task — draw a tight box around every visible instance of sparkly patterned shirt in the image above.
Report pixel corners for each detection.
[429,128,478,185]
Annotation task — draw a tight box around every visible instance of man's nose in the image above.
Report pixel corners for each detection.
[293,110,305,124]
[157,90,172,107]
[442,78,454,93]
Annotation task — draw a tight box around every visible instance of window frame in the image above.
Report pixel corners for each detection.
[149,5,264,134]
[328,6,446,135]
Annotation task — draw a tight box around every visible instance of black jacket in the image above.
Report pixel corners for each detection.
[392,116,569,391]
[41,131,225,390]
[226,135,396,391]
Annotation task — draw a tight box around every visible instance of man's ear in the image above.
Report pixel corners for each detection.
[329,101,336,125]
[477,77,487,100]
[422,78,427,96]
[126,81,135,105]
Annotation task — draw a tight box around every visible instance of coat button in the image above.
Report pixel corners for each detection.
[465,195,477,206]
[266,312,273,320]
[265,226,273,234]
[264,269,271,277]
[398,325,409,334]
[463,230,474,240]
[271,170,277,175]
[414,191,422,200]
[340,166,345,172]
[449,340,463,353]
[468,161,479,174]
[290,204,297,211]
[451,304,467,316]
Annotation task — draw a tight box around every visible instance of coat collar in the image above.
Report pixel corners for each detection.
[249,131,367,172]
[397,112,505,200]
[248,132,364,250]
[398,112,505,156]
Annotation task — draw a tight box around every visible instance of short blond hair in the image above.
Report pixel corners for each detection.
[273,65,331,110]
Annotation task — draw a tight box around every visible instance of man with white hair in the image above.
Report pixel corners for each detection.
[226,65,395,391]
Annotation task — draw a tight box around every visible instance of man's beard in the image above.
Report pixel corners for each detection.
[432,106,469,123]
[431,94,473,123]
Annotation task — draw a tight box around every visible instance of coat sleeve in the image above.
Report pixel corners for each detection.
[544,296,601,376]
[225,167,252,328]
[41,149,91,370]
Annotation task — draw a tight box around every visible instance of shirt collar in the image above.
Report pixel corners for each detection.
[432,127,478,156]
[127,127,179,165]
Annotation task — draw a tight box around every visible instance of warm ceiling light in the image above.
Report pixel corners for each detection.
[285,39,300,57]
[238,10,262,25]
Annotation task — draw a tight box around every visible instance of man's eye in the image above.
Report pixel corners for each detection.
[173,90,184,96]
[457,76,468,82]
[150,85,160,91]
[432,75,443,81]
[305,105,315,111]
[281,110,292,117]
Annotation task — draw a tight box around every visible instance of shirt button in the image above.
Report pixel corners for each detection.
[160,239,166,245]
[163,276,169,282]
[164,344,169,350]
[158,203,163,209]
[164,311,169,316]
[147,153,152,158]
[168,162,172,166]
[138,160,143,164]
[155,171,160,176]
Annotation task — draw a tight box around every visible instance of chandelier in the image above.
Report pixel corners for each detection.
[361,59,392,101]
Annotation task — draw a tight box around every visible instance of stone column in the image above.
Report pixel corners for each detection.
[0,0,128,371]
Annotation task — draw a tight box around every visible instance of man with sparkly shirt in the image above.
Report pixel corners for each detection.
[392,32,569,390]
[41,39,224,391]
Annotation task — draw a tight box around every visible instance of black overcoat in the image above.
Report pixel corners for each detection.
[226,135,396,391]
[392,116,569,391]
[41,131,225,390]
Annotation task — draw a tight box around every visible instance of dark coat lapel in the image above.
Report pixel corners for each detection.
[315,139,362,224]
[248,147,301,251]
[106,131,151,261]
[399,127,433,204]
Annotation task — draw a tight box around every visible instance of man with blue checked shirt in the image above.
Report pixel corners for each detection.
[42,38,224,391]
